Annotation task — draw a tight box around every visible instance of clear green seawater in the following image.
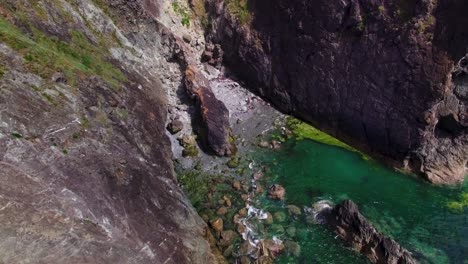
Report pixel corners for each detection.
[257,139,467,264]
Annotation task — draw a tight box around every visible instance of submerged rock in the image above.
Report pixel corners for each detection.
[284,240,301,257]
[325,200,417,264]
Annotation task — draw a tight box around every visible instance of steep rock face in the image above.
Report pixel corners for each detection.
[0,0,215,263]
[206,0,468,184]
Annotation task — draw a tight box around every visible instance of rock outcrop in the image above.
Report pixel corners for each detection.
[185,65,235,156]
[0,0,215,263]
[205,0,468,184]
[324,200,417,264]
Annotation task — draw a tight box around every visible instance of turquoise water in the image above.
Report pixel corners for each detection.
[257,139,467,264]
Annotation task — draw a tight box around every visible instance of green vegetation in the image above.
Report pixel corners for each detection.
[227,156,240,168]
[182,144,199,157]
[177,170,211,207]
[447,192,468,213]
[286,117,361,154]
[226,0,252,25]
[0,17,125,89]
[172,2,191,27]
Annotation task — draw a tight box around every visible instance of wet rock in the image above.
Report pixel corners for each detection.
[270,140,282,149]
[264,212,274,225]
[216,206,228,215]
[268,184,286,200]
[238,208,248,217]
[258,140,270,148]
[210,218,224,232]
[166,119,184,134]
[239,256,252,264]
[236,222,247,235]
[255,184,264,194]
[284,240,301,257]
[184,65,235,156]
[223,245,234,257]
[238,240,256,256]
[232,180,242,191]
[286,205,302,216]
[325,200,417,264]
[218,230,238,247]
[273,211,287,223]
[253,171,263,180]
[255,256,274,264]
[261,239,285,258]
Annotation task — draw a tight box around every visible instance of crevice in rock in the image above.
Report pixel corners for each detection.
[435,114,464,138]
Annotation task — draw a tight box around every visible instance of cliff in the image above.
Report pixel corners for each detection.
[205,0,468,184]
[0,0,215,263]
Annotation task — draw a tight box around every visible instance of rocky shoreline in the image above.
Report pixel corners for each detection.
[169,60,417,263]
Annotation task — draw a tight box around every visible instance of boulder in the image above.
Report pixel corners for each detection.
[184,65,235,156]
[268,184,285,200]
[325,200,417,264]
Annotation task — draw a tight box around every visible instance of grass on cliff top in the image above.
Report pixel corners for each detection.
[286,117,365,156]
[0,17,125,89]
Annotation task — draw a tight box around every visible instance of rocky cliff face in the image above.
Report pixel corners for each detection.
[205,0,468,184]
[0,0,216,263]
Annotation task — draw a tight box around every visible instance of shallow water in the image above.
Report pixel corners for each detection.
[257,139,467,264]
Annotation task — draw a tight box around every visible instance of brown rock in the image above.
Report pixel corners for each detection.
[210,218,224,232]
[216,206,228,215]
[238,208,248,217]
[232,180,241,191]
[268,184,285,200]
[239,256,252,264]
[184,65,235,156]
[261,239,285,257]
[218,230,238,247]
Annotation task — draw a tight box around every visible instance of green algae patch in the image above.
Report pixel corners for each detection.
[447,192,468,213]
[286,117,360,153]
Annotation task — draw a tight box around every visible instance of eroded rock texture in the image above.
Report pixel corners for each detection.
[0,0,214,263]
[206,0,468,184]
[326,200,417,264]
[185,65,234,156]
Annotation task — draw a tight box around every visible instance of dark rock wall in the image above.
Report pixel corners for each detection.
[206,0,468,184]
